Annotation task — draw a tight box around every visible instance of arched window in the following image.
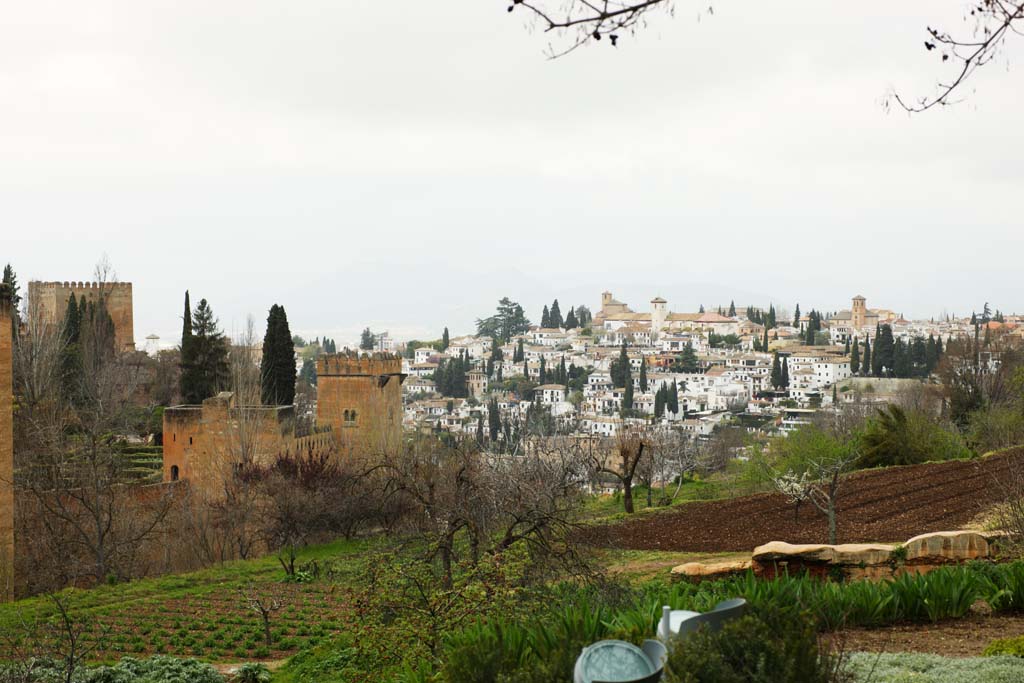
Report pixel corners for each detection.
[170,465,179,481]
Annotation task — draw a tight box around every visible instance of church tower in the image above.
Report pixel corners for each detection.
[852,295,867,329]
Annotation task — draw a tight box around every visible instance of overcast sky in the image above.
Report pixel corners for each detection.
[2,1,1020,347]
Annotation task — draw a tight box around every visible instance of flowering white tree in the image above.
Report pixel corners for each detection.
[766,426,859,545]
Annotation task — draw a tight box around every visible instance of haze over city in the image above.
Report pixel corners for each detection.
[3,1,1020,345]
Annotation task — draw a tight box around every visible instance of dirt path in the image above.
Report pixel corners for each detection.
[832,613,1024,657]
[581,450,1022,552]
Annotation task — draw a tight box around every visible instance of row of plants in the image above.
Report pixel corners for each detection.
[381,561,1024,683]
[0,655,270,683]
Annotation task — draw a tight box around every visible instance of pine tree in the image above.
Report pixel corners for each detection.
[639,356,648,393]
[549,300,563,328]
[360,327,376,351]
[181,298,230,404]
[260,304,297,406]
[850,337,860,375]
[441,327,450,351]
[541,305,551,328]
[793,303,801,328]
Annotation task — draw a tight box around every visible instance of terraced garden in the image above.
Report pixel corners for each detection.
[582,449,1022,552]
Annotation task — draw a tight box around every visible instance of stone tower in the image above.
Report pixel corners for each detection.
[0,289,14,600]
[27,281,135,352]
[650,297,668,337]
[852,295,867,330]
[316,352,405,457]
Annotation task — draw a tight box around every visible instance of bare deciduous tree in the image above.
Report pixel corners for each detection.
[508,0,1023,110]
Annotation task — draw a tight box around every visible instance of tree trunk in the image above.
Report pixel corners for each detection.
[827,499,837,545]
[262,611,272,647]
[623,478,634,514]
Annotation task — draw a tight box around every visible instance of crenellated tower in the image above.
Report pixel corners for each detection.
[316,352,405,457]
[27,280,135,352]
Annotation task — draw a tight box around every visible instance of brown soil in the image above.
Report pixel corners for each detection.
[831,613,1024,657]
[582,449,1023,553]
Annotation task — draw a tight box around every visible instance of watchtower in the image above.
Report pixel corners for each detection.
[316,352,405,457]
[27,280,135,352]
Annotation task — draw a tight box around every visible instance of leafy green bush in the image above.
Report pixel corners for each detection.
[0,656,225,683]
[232,662,272,683]
[663,604,836,683]
[845,652,1024,682]
[984,635,1024,657]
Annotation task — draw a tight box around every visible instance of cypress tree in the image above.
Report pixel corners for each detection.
[179,291,195,402]
[565,307,578,329]
[622,378,633,415]
[260,304,297,406]
[771,352,783,389]
[699,304,705,313]
[850,337,860,375]
[488,398,501,441]
[862,335,871,377]
[844,338,850,354]
[668,380,679,414]
[639,356,648,393]
[793,303,801,328]
[781,357,789,388]
[539,357,547,384]
[832,384,838,405]
[763,327,770,353]
[441,327,450,351]
[654,386,665,418]
[728,300,736,317]
[550,300,563,328]
[60,294,83,400]
[541,305,551,328]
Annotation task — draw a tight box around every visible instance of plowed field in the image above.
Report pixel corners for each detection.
[582,449,1023,552]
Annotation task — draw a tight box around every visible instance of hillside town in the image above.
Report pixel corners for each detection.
[392,292,1019,443]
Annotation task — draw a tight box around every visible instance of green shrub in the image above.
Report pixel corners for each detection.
[984,635,1024,657]
[232,662,272,683]
[662,604,837,683]
[845,652,1024,682]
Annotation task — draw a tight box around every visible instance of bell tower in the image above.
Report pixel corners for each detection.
[852,295,867,329]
